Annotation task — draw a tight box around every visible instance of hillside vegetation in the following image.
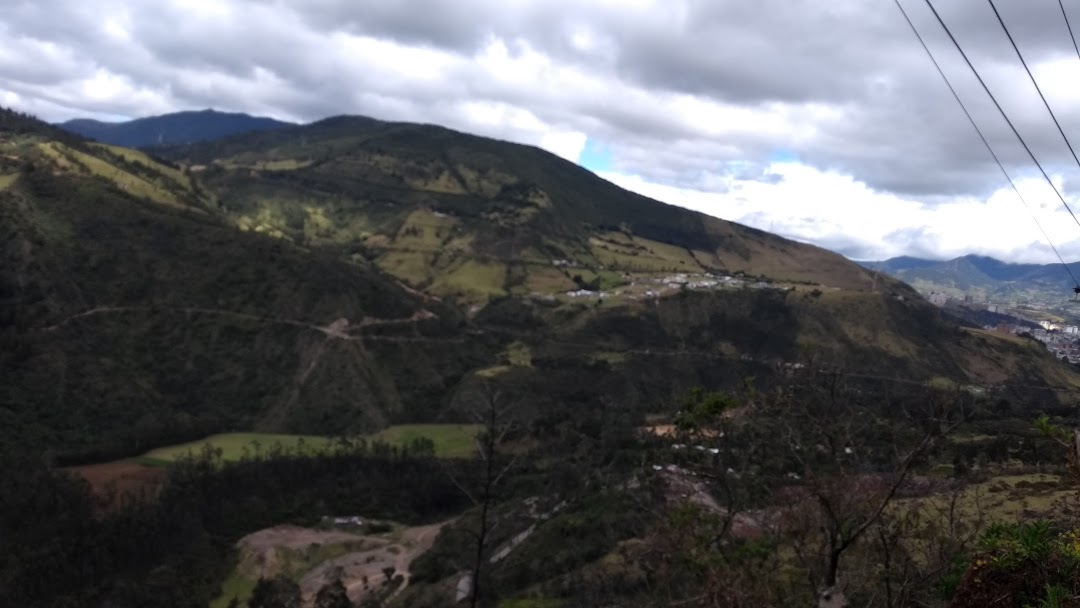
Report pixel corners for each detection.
[9,107,1080,608]
[4,106,1079,464]
[139,425,481,463]
[0,109,493,462]
[160,116,885,301]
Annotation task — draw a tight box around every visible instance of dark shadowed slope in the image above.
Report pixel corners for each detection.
[0,108,485,462]
[57,109,296,148]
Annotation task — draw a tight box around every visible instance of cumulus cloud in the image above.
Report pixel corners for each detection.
[5,0,1080,261]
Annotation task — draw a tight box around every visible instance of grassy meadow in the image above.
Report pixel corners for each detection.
[138,424,482,464]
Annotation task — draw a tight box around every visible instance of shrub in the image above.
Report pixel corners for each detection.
[947,521,1080,608]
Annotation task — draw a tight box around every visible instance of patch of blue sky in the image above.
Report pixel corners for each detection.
[768,148,799,164]
[578,137,613,172]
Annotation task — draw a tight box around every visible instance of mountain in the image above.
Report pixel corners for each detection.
[157,114,887,298]
[1,108,487,462]
[56,109,295,148]
[11,105,1080,607]
[861,255,945,275]
[863,254,1080,308]
[15,101,1080,608]
[156,115,1080,382]
[5,106,1080,465]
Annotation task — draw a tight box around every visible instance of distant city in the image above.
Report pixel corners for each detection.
[925,290,1080,363]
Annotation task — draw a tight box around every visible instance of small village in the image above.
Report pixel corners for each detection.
[559,267,788,301]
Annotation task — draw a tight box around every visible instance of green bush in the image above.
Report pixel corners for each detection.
[948,521,1080,608]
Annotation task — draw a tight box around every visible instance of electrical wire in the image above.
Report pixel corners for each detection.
[1060,0,1080,68]
[923,0,1080,237]
[894,0,1079,286]
[988,0,1080,174]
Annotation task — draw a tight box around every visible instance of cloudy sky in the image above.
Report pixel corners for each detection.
[7,0,1080,262]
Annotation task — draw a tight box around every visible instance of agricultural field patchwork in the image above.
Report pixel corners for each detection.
[589,232,705,273]
[429,259,507,297]
[37,142,196,210]
[90,143,195,188]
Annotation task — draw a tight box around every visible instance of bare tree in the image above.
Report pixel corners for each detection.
[443,382,523,608]
[661,369,965,607]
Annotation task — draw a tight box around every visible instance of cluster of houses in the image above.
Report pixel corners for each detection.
[1036,329,1080,363]
[561,271,786,300]
[643,272,754,290]
[927,291,1062,313]
[551,258,583,268]
[984,322,1080,363]
[924,291,1080,361]
[566,288,610,299]
[324,515,364,526]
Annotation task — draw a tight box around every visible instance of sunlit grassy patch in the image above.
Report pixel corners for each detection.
[368,424,482,459]
[91,144,194,189]
[378,251,434,284]
[141,425,483,463]
[210,572,257,608]
[588,232,704,273]
[430,259,507,296]
[524,266,577,293]
[39,142,193,210]
[143,433,332,462]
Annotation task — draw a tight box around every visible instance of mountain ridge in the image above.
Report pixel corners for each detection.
[863,253,1080,306]
[56,109,296,148]
[863,254,1079,281]
[156,112,890,296]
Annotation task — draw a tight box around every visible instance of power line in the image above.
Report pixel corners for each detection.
[988,0,1080,174]
[892,0,1079,286]
[1059,0,1080,68]
[922,0,1080,236]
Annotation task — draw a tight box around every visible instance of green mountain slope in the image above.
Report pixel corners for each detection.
[4,107,1079,464]
[159,116,885,299]
[0,111,490,462]
[162,114,1080,385]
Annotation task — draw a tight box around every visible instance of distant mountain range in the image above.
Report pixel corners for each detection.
[56,109,295,148]
[861,254,1080,302]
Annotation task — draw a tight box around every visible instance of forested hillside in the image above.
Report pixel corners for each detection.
[7,106,1080,608]
[4,106,1079,463]
[0,109,490,462]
